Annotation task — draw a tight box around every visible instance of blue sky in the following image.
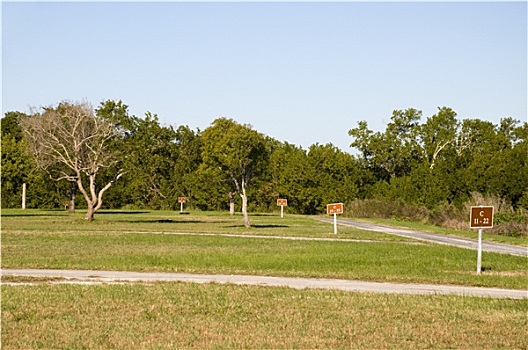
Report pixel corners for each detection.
[2,2,527,152]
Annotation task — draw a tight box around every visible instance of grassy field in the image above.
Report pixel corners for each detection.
[1,281,526,349]
[2,209,527,289]
[2,209,527,349]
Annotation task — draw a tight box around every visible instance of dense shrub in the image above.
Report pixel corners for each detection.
[345,198,428,222]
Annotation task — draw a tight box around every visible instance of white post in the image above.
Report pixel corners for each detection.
[281,205,284,218]
[477,228,483,274]
[22,183,26,210]
[180,202,184,213]
[333,213,337,234]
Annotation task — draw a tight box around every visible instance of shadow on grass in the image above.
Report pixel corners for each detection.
[96,211,151,215]
[113,219,234,225]
[114,219,206,224]
[1,213,69,217]
[224,224,290,229]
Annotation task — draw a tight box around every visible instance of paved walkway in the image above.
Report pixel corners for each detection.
[317,218,528,257]
[2,269,527,299]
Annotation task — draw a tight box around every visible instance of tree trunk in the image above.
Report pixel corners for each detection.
[228,191,235,216]
[80,172,123,220]
[85,205,96,221]
[78,174,97,220]
[240,185,250,228]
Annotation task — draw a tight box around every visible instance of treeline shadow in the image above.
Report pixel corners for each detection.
[1,212,68,217]
[224,224,289,229]
[96,211,151,215]
[115,219,208,224]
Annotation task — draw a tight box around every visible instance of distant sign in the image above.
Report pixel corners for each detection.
[470,206,494,228]
[178,197,187,203]
[277,198,288,206]
[327,203,343,215]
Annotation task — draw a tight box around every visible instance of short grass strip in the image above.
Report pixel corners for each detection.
[2,282,526,349]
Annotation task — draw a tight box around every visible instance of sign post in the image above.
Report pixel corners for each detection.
[277,198,288,218]
[178,197,187,213]
[470,206,494,274]
[327,203,344,234]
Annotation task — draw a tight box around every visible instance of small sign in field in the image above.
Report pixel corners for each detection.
[470,206,494,228]
[178,197,187,213]
[327,203,343,215]
[469,206,494,275]
[327,203,343,234]
[277,198,288,206]
[277,198,288,218]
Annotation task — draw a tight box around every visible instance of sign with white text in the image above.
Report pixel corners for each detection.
[327,203,343,215]
[277,198,288,206]
[470,206,494,275]
[470,206,494,229]
[327,203,343,234]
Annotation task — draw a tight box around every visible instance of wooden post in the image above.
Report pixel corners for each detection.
[22,183,26,210]
[229,192,235,216]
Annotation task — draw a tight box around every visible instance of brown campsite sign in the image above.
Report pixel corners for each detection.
[327,203,343,215]
[470,206,494,228]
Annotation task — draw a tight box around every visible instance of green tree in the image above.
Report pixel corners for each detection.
[463,118,528,208]
[349,108,422,181]
[122,112,179,209]
[201,118,269,227]
[268,142,319,214]
[419,107,459,170]
[172,125,203,209]
[1,112,32,207]
[307,143,360,212]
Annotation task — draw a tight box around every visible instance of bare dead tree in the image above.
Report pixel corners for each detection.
[20,101,124,220]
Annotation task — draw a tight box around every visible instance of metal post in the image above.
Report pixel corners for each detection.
[281,205,284,218]
[477,228,483,274]
[180,202,183,213]
[333,213,337,234]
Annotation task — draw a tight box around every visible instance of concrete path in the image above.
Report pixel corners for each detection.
[2,269,527,299]
[317,218,528,257]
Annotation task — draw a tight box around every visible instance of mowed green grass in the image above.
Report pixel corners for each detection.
[2,282,527,349]
[2,209,527,349]
[2,209,527,289]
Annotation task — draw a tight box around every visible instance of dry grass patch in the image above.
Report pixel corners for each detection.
[2,282,527,349]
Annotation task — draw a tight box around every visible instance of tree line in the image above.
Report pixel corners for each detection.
[2,100,526,231]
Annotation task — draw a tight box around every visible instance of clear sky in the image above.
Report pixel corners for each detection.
[2,1,527,152]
